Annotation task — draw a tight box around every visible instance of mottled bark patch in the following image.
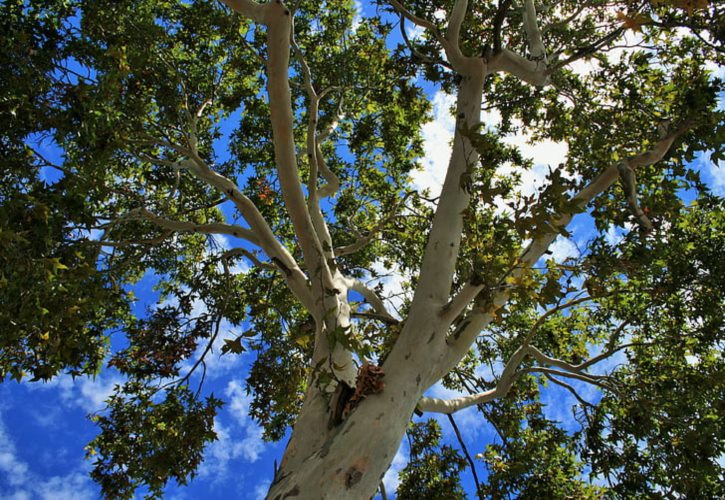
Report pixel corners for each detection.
[345,467,364,488]
[344,457,369,489]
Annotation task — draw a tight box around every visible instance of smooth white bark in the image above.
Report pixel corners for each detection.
[522,0,547,62]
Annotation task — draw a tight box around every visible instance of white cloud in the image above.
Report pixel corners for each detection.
[225,379,252,425]
[254,480,271,500]
[697,151,725,196]
[34,472,96,500]
[414,90,569,210]
[199,379,267,479]
[352,0,362,31]
[367,260,409,318]
[25,372,125,414]
[239,427,265,463]
[177,323,245,380]
[406,24,425,41]
[76,376,123,412]
[499,135,570,200]
[3,492,31,500]
[224,380,265,462]
[201,422,239,478]
[604,225,624,246]
[0,411,96,499]
[548,236,579,263]
[200,421,264,480]
[0,420,29,487]
[412,91,456,198]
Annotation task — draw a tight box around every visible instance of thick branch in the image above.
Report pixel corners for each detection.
[522,0,547,62]
[440,283,482,323]
[138,151,313,308]
[445,0,469,64]
[348,279,399,324]
[417,345,527,414]
[406,64,485,315]
[292,28,336,265]
[441,121,692,372]
[265,4,332,292]
[219,0,266,23]
[489,48,548,86]
[386,0,471,71]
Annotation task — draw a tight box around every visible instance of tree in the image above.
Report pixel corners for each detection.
[2,0,723,497]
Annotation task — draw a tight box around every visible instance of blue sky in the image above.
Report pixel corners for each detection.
[3,3,724,499]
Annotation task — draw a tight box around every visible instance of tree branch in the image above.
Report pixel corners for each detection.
[399,16,452,69]
[264,4,333,294]
[521,294,594,345]
[403,62,485,324]
[334,192,413,257]
[543,373,594,407]
[386,0,449,50]
[218,0,266,24]
[445,0,469,64]
[220,248,277,272]
[489,48,549,86]
[386,0,472,71]
[549,27,624,72]
[136,151,312,306]
[440,120,693,373]
[291,24,337,268]
[520,366,615,393]
[446,413,481,495]
[522,0,547,62]
[417,345,527,413]
[492,0,513,54]
[131,208,260,244]
[347,279,399,324]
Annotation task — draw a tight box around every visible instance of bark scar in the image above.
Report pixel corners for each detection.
[329,363,385,427]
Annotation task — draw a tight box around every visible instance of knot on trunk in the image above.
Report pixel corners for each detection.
[329,363,385,427]
[345,362,385,416]
[345,466,363,488]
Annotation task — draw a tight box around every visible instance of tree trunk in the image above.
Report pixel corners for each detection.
[267,370,422,500]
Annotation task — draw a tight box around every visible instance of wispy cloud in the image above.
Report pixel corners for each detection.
[413,90,569,206]
[696,151,725,196]
[405,24,425,41]
[254,479,271,500]
[412,91,457,198]
[548,235,580,263]
[25,372,125,414]
[0,416,29,488]
[198,380,267,481]
[0,410,96,499]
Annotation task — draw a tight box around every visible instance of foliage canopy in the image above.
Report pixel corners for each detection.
[1,0,723,497]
